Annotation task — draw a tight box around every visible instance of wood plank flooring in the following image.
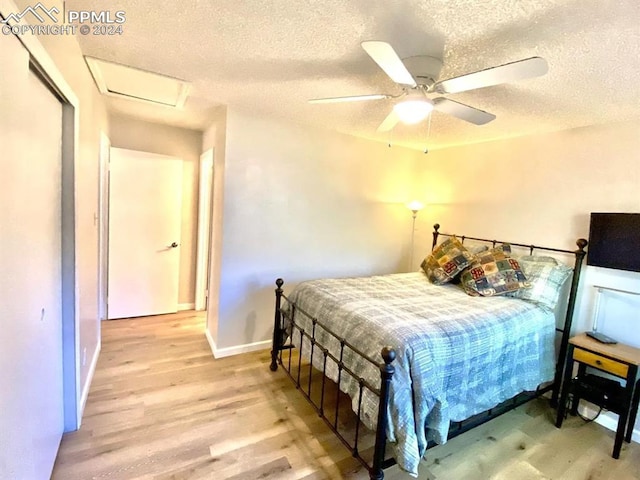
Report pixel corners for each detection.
[52,312,640,479]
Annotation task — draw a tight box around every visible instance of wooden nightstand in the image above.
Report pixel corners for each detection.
[555,334,640,458]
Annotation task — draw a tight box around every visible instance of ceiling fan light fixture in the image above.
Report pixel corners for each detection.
[393,96,434,124]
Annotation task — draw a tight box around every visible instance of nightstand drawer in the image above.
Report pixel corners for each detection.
[574,348,629,378]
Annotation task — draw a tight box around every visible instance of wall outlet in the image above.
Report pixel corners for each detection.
[82,347,87,366]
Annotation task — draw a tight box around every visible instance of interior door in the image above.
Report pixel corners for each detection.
[108,148,183,319]
[0,33,64,478]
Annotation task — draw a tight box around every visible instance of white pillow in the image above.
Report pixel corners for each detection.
[511,256,573,311]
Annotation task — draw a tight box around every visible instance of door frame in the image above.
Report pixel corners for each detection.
[195,149,214,311]
[98,132,110,322]
[1,0,82,431]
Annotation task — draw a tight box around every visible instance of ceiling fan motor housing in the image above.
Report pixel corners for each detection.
[402,55,443,89]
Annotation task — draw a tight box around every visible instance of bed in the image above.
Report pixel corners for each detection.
[269,224,588,479]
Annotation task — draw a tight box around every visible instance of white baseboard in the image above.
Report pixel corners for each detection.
[77,338,101,428]
[204,328,217,357]
[580,404,640,443]
[204,329,270,359]
[178,303,195,311]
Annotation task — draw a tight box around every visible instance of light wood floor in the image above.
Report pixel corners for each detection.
[52,311,640,480]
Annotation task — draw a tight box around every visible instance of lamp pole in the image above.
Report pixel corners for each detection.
[406,201,424,271]
[410,209,418,270]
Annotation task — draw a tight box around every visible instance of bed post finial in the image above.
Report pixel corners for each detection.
[270,278,285,372]
[432,223,441,251]
[576,238,588,252]
[371,346,396,480]
[381,346,396,365]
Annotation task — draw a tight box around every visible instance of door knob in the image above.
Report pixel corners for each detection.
[169,242,179,248]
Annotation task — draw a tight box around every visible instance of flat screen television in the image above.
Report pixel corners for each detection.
[587,213,640,273]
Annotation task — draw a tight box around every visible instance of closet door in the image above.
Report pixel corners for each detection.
[0,33,64,479]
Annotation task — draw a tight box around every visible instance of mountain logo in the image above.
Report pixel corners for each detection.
[2,3,60,24]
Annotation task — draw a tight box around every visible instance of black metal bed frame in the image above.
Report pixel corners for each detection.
[270,224,588,479]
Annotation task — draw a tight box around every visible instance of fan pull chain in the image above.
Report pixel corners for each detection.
[423,111,432,154]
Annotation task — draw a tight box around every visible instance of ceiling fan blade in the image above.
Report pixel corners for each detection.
[433,97,496,125]
[434,57,548,94]
[308,94,390,104]
[361,41,417,87]
[376,110,400,132]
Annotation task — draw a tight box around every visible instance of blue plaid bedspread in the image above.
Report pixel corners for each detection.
[285,272,555,476]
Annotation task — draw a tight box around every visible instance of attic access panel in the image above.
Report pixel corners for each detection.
[85,56,190,108]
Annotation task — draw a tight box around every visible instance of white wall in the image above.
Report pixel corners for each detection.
[206,109,423,351]
[412,119,640,329]
[412,119,640,434]
[108,114,203,306]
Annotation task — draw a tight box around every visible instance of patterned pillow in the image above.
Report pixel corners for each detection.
[421,236,475,285]
[450,244,489,284]
[460,244,529,296]
[511,256,573,310]
[468,244,490,255]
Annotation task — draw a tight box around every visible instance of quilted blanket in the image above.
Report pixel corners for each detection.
[284,272,556,476]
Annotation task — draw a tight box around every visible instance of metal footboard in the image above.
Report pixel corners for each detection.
[270,278,395,480]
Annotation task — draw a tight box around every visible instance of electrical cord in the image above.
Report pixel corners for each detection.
[565,392,603,423]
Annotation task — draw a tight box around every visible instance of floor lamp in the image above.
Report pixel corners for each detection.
[407,200,424,271]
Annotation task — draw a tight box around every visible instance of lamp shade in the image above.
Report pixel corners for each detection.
[407,200,424,212]
[393,95,433,124]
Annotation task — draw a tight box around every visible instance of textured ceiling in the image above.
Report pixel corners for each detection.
[67,0,640,150]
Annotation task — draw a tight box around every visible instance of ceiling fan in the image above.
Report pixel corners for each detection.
[309,41,548,132]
